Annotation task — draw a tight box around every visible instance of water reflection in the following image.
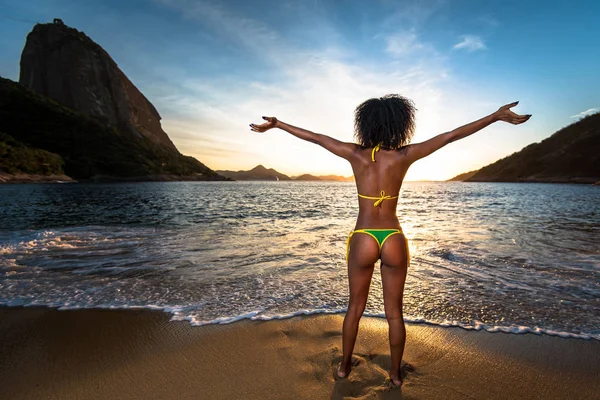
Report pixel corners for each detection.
[0,182,598,338]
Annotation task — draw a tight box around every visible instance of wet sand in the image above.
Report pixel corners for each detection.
[0,307,598,399]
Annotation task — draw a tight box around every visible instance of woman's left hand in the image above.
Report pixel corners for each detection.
[250,116,278,133]
[493,102,531,125]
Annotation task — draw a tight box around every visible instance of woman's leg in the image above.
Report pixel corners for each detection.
[380,234,409,386]
[338,233,379,377]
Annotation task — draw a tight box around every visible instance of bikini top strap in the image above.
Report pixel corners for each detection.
[371,143,381,162]
[358,190,398,207]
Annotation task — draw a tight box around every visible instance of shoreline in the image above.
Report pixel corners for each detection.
[3,304,597,341]
[1,306,598,399]
[2,172,599,185]
[0,173,231,184]
[0,172,75,184]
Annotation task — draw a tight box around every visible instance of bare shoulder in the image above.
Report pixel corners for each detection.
[395,142,428,164]
[394,145,412,158]
[348,142,362,152]
[346,143,366,157]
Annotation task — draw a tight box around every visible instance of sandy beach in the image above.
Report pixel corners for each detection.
[0,307,598,399]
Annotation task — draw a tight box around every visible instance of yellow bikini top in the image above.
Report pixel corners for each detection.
[357,144,399,207]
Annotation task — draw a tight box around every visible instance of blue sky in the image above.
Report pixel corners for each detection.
[1,0,599,179]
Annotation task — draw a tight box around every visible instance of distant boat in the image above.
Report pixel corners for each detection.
[275,176,279,181]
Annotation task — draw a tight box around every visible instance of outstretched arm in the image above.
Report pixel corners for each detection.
[405,102,531,163]
[250,117,357,160]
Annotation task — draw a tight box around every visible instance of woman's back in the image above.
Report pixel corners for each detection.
[351,146,411,229]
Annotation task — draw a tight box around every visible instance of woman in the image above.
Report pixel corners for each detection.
[250,96,530,387]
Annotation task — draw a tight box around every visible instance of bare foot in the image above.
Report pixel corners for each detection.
[388,361,413,388]
[336,358,360,379]
[388,372,402,388]
[337,362,350,378]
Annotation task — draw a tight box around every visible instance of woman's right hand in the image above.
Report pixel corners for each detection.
[494,102,532,125]
[250,116,279,133]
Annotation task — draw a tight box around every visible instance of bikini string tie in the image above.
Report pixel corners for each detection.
[371,143,381,162]
[357,191,398,206]
[373,190,393,207]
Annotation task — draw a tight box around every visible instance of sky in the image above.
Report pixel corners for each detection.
[1,0,599,180]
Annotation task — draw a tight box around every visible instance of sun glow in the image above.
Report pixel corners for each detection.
[4,0,579,181]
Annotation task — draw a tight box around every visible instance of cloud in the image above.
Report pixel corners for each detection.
[570,108,599,118]
[381,0,446,29]
[478,14,500,28]
[453,35,486,51]
[386,31,426,56]
[154,0,284,61]
[146,0,502,179]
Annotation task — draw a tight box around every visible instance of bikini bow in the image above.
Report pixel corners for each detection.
[373,190,393,207]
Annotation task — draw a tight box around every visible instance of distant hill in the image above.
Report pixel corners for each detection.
[314,174,354,182]
[451,113,600,184]
[447,170,478,182]
[216,165,292,181]
[217,166,354,181]
[294,174,321,181]
[294,174,353,181]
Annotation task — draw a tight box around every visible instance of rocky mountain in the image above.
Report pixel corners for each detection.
[0,77,224,181]
[450,113,600,184]
[20,19,175,150]
[0,20,226,182]
[216,165,292,181]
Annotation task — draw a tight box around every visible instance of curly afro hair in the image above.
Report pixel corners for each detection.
[354,94,416,149]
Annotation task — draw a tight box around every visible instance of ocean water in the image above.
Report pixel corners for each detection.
[1,181,599,339]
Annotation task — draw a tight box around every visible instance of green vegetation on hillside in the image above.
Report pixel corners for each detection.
[0,132,64,175]
[0,77,224,180]
[464,113,600,183]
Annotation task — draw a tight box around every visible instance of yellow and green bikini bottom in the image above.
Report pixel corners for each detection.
[345,228,404,262]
